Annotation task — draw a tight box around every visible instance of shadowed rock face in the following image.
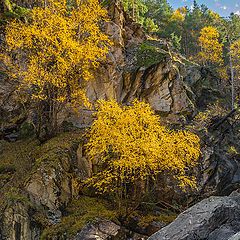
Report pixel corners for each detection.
[198,116,240,197]
[148,192,240,240]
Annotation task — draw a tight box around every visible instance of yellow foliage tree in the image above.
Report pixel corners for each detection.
[208,10,221,24]
[85,100,200,210]
[1,0,111,138]
[170,7,186,22]
[198,26,223,66]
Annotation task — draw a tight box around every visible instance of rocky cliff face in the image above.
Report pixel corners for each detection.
[0,1,239,240]
[0,0,221,128]
[77,1,195,126]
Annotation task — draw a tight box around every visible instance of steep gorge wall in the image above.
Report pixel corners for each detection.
[0,1,233,240]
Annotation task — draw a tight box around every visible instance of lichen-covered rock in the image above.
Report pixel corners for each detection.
[76,143,92,179]
[24,133,83,210]
[25,157,72,210]
[148,193,240,240]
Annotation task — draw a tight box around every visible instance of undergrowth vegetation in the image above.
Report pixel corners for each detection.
[40,196,117,239]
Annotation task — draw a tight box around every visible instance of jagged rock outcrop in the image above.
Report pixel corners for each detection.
[184,66,224,110]
[24,133,86,211]
[122,60,194,116]
[148,192,240,240]
[192,103,240,197]
[0,0,220,129]
[65,1,200,127]
[25,159,72,210]
[0,133,86,239]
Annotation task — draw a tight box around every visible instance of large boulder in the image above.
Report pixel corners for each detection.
[228,232,240,240]
[74,219,121,240]
[148,192,240,240]
[74,219,148,240]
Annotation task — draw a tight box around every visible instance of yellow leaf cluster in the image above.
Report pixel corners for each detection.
[171,7,186,22]
[2,0,111,108]
[208,10,221,22]
[85,100,200,194]
[231,39,240,73]
[198,26,223,65]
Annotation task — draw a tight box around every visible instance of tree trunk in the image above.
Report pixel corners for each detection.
[229,40,235,110]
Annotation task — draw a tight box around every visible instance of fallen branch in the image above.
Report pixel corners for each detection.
[209,107,238,131]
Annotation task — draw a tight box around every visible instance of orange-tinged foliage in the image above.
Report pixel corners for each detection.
[2,0,111,108]
[85,100,200,195]
[198,26,223,65]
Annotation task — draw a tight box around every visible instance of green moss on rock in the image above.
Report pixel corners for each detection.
[40,196,117,239]
[137,41,168,68]
[0,131,83,212]
[32,131,83,169]
[138,213,177,228]
[0,138,39,184]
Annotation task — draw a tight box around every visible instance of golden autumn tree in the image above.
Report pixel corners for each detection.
[1,0,111,138]
[198,26,223,66]
[85,100,200,211]
[170,7,187,22]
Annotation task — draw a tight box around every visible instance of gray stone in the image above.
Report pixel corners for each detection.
[228,232,240,240]
[47,209,62,224]
[148,194,240,240]
[74,219,121,240]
